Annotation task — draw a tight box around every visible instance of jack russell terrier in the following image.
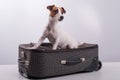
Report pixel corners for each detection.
[30,5,81,50]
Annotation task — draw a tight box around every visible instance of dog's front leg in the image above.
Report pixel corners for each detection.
[52,38,59,50]
[32,37,45,49]
[31,31,48,49]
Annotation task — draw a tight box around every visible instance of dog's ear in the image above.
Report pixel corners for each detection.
[47,5,55,11]
[61,7,66,14]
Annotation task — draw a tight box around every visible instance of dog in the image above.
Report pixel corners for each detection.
[30,5,81,50]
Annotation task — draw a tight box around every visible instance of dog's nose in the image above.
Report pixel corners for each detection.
[60,16,64,19]
[59,16,64,21]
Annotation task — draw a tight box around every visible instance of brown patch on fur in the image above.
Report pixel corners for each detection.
[52,6,58,10]
[47,5,55,11]
[50,12,56,17]
[47,5,66,17]
[50,6,58,17]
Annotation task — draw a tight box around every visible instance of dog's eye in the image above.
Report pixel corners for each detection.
[53,9,58,14]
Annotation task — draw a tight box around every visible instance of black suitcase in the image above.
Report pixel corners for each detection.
[18,43,102,79]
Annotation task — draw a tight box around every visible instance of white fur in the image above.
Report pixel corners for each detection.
[31,8,80,50]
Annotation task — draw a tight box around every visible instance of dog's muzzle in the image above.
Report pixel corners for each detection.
[59,16,64,21]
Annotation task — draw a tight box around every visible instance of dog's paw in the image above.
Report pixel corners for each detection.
[26,46,37,49]
[52,47,57,50]
[78,42,85,45]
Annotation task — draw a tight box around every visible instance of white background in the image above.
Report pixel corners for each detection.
[0,0,120,64]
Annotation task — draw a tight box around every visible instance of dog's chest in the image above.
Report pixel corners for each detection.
[47,28,57,44]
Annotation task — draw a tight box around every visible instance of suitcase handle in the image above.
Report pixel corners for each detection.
[18,59,29,65]
[61,58,85,65]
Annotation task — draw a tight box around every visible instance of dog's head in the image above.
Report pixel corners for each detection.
[47,5,66,21]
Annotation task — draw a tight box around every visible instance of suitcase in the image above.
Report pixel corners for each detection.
[18,43,102,79]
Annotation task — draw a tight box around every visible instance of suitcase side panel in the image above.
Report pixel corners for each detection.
[18,44,100,79]
[27,47,98,78]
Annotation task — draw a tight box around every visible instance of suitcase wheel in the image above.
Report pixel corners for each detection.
[95,60,102,71]
[22,72,28,78]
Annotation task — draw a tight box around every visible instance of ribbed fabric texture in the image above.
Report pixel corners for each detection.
[18,43,100,79]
